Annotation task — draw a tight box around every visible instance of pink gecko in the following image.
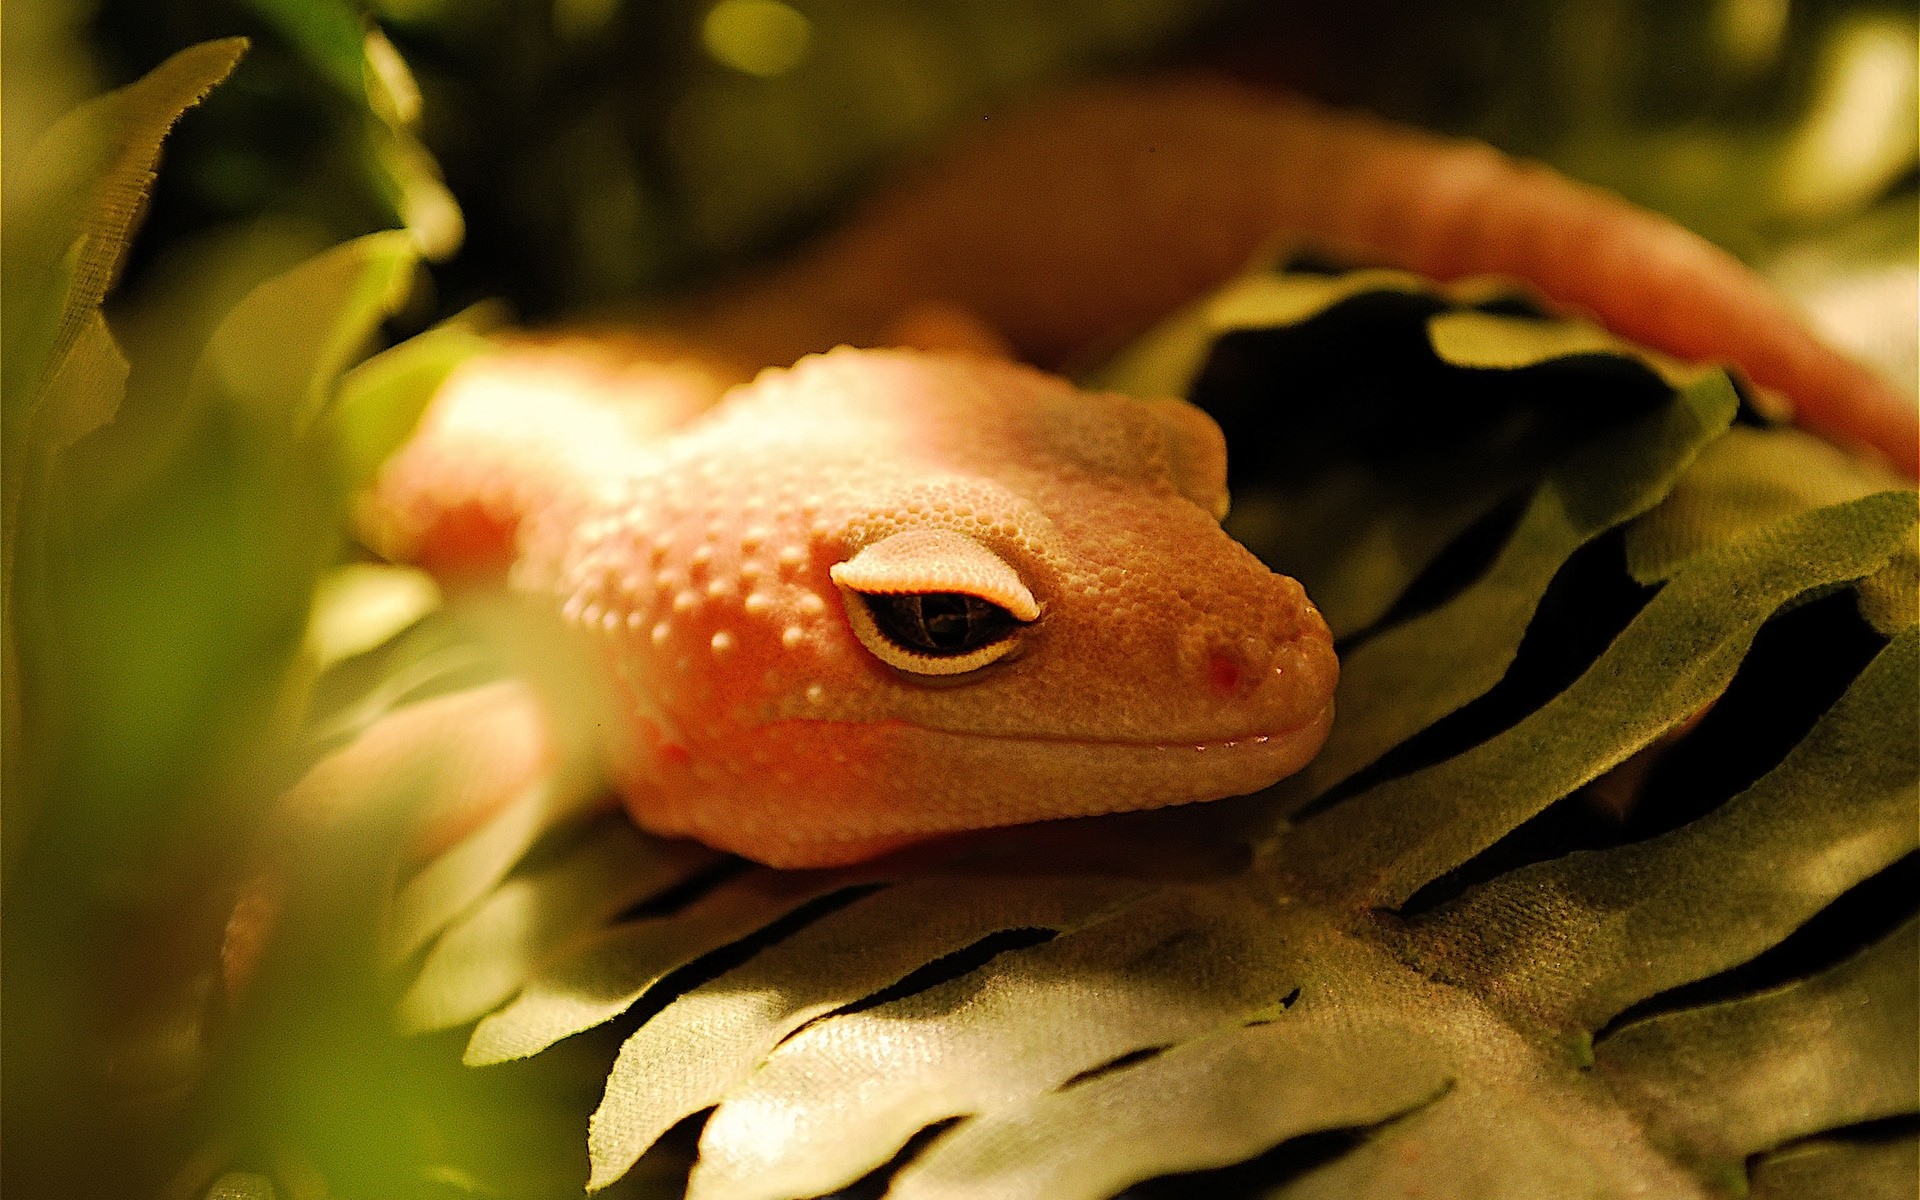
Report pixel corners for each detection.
[352,78,1915,871]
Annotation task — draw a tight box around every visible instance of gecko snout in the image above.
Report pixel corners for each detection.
[1195,585,1338,740]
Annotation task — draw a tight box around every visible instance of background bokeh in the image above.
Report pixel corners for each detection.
[38,0,1920,321]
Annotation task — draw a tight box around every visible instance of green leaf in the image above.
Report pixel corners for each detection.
[32,230,425,858]
[658,874,1708,1200]
[1097,270,1435,401]
[1106,268,1709,643]
[305,562,442,671]
[1425,309,1710,386]
[1,313,127,854]
[465,867,884,1066]
[2,37,245,409]
[1417,627,1918,1029]
[1285,489,1916,907]
[385,762,608,964]
[1749,1135,1920,1200]
[238,0,370,99]
[2,40,244,852]
[587,874,1155,1188]
[1598,918,1919,1170]
[1273,371,1735,805]
[401,816,718,1033]
[882,992,1452,1200]
[332,322,494,490]
[1625,426,1906,584]
[1625,427,1920,635]
[679,883,1309,1200]
[235,0,463,257]
[194,230,418,433]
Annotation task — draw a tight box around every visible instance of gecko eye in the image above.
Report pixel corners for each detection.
[829,529,1038,677]
[844,591,1022,674]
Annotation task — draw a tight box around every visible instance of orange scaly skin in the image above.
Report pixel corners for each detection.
[371,350,1337,867]
[353,77,1911,870]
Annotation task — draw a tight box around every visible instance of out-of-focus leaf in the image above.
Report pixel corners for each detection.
[2,40,244,856]
[1,37,245,409]
[205,1172,279,1200]
[385,761,606,964]
[1768,14,1919,225]
[401,816,717,1033]
[239,0,369,99]
[332,322,494,489]
[238,0,463,257]
[11,312,131,493]
[305,562,441,671]
[1,315,129,859]
[39,229,424,858]
[465,868,880,1067]
[0,35,476,1200]
[1766,200,1918,395]
[195,230,417,432]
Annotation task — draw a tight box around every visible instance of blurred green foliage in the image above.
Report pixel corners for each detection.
[68,0,1918,315]
[2,2,1914,1199]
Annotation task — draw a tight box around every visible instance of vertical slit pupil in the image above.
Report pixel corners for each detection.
[866,592,1015,654]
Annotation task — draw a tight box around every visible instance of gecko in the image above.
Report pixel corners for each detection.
[339,77,1915,872]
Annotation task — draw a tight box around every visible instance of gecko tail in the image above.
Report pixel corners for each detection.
[360,335,741,578]
[1261,91,1917,474]
[709,78,1913,475]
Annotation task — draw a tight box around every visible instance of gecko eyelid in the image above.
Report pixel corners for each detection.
[840,589,1025,676]
[829,529,1037,677]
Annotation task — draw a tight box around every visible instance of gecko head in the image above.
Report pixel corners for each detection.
[591,350,1336,867]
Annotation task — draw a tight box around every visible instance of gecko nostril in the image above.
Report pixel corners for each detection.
[1206,637,1273,699]
[1205,650,1244,697]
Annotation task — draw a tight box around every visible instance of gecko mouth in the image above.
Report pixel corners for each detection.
[895,698,1338,815]
[953,704,1335,753]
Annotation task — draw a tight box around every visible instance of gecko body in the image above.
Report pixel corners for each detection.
[360,78,1913,869]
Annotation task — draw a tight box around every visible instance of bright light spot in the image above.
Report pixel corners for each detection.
[1791,265,1919,399]
[1774,16,1919,221]
[702,0,812,78]
[362,30,421,126]
[307,564,441,668]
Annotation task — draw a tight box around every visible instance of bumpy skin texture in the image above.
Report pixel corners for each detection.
[359,77,1913,869]
[372,350,1337,866]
